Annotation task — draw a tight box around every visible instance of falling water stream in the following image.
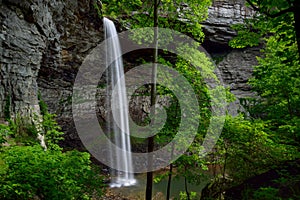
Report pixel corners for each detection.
[103,17,136,187]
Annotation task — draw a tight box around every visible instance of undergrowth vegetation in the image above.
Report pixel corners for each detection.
[0,104,104,199]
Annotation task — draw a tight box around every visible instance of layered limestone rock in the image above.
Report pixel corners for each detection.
[217,47,260,115]
[38,0,103,114]
[0,0,58,118]
[203,0,255,46]
[202,0,258,115]
[36,0,103,146]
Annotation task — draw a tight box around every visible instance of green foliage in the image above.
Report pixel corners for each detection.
[179,191,198,200]
[144,51,217,198]
[229,0,299,120]
[38,92,48,116]
[102,1,298,199]
[0,145,103,200]
[249,38,299,119]
[244,0,292,19]
[93,1,103,18]
[277,117,300,146]
[220,115,299,181]
[228,3,300,192]
[253,187,280,200]
[41,113,64,150]
[229,0,300,121]
[229,0,295,49]
[1,113,63,149]
[229,28,261,48]
[0,104,103,199]
[175,147,208,185]
[0,124,13,146]
[231,5,300,154]
[201,114,300,199]
[8,114,38,145]
[102,0,211,41]
[38,92,64,150]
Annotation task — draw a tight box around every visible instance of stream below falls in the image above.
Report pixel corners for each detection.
[107,171,212,199]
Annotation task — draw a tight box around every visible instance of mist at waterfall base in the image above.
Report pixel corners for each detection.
[103,17,136,188]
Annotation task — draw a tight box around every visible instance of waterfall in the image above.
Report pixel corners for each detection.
[103,17,136,187]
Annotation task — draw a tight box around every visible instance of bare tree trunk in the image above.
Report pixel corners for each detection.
[166,101,179,200]
[184,166,190,200]
[145,0,158,199]
[166,163,173,200]
[222,142,228,180]
[166,142,175,200]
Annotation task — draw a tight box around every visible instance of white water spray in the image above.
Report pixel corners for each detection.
[103,17,136,187]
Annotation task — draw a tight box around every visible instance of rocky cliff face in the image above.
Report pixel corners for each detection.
[0,0,259,147]
[1,0,59,118]
[1,0,103,146]
[203,0,255,47]
[217,47,260,115]
[202,0,257,115]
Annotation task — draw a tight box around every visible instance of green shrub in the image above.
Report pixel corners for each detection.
[7,114,38,146]
[0,124,13,146]
[0,145,103,200]
[38,92,64,150]
[0,94,104,199]
[41,113,64,150]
